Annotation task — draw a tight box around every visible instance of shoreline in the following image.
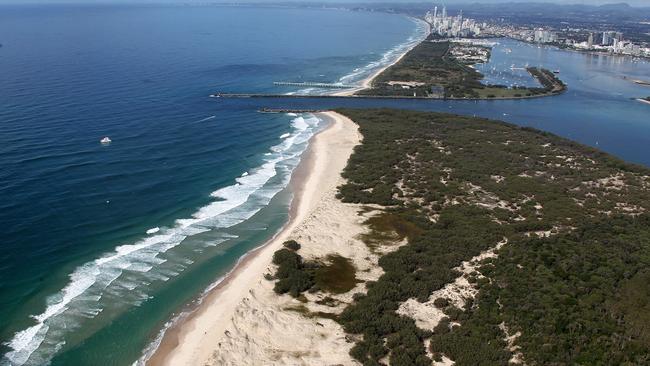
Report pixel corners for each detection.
[141,20,427,364]
[145,111,360,365]
[215,90,566,101]
[500,35,650,62]
[333,17,429,97]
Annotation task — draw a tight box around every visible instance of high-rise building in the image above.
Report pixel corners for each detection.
[587,33,594,48]
[534,29,558,44]
[601,31,619,46]
[602,32,610,46]
[426,4,483,38]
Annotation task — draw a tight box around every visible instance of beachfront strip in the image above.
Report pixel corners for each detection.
[150,109,650,366]
[354,36,566,99]
[214,34,566,101]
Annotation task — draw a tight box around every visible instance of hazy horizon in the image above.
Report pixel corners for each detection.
[0,0,649,7]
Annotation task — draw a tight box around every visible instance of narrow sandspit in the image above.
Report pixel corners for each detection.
[333,26,428,97]
[148,111,366,365]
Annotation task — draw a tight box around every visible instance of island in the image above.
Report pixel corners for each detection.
[356,36,567,99]
[152,109,650,366]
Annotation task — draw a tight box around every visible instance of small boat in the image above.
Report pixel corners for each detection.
[100,137,112,144]
[553,70,560,74]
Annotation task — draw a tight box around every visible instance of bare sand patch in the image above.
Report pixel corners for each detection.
[148,112,374,366]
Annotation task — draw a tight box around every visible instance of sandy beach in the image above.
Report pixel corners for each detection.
[143,24,430,366]
[333,22,429,97]
[147,111,372,365]
[332,47,412,97]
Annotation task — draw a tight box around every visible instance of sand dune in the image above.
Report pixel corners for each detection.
[149,112,368,365]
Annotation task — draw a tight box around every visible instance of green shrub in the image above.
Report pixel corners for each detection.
[330,108,650,365]
[272,248,315,297]
[283,240,301,251]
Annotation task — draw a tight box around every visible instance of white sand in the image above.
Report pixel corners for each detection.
[397,238,508,332]
[149,112,367,366]
[333,34,425,97]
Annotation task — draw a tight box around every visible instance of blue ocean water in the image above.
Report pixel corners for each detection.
[0,5,426,365]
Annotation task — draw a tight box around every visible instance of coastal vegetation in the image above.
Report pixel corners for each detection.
[314,255,359,294]
[356,37,566,99]
[271,240,357,297]
[329,108,650,365]
[271,244,316,298]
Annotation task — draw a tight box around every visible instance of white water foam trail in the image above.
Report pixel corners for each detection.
[132,248,251,366]
[2,114,322,366]
[291,17,429,97]
[195,115,216,123]
[336,17,429,87]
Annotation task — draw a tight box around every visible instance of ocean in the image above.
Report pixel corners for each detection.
[1,4,650,366]
[0,4,426,365]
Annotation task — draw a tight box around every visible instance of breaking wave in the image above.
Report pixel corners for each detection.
[2,114,322,366]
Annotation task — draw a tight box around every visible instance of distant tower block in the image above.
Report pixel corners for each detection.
[434,6,438,18]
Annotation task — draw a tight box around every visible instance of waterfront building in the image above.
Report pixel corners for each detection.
[426,3,483,38]
[601,31,621,46]
[534,29,558,44]
[602,31,611,46]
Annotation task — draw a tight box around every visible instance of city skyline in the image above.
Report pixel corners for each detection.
[1,0,650,6]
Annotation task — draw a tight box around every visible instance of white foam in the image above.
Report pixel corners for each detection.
[280,133,290,139]
[3,113,323,366]
[288,18,428,97]
[196,115,216,123]
[133,247,254,366]
[338,17,429,87]
[291,116,309,131]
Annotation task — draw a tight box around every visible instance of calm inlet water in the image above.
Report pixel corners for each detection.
[1,4,649,366]
[0,5,426,365]
[246,38,650,166]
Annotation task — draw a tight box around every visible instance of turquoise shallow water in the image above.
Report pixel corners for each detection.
[0,5,426,365]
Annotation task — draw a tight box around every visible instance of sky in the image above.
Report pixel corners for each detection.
[0,0,648,6]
